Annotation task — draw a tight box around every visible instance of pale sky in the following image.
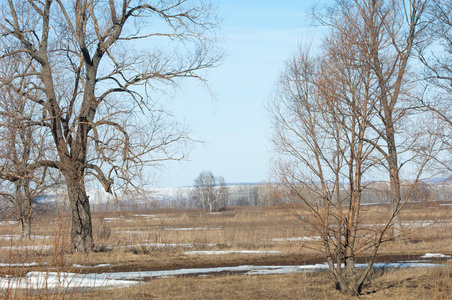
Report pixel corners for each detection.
[158,1,325,187]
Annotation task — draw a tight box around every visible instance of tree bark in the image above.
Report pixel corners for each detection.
[66,178,93,252]
[387,131,403,238]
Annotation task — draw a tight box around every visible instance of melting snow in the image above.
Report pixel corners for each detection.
[0,262,40,267]
[103,218,122,222]
[0,271,138,290]
[165,227,222,231]
[72,264,112,268]
[132,214,156,217]
[421,253,451,258]
[272,236,321,242]
[0,235,48,240]
[0,221,18,225]
[0,262,444,291]
[0,245,52,251]
[118,243,216,249]
[185,251,282,255]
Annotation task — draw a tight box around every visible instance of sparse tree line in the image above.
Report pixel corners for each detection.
[163,180,271,211]
[30,179,446,212]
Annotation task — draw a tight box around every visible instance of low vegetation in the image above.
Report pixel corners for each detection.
[0,204,450,299]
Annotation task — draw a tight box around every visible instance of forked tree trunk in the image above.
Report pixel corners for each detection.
[327,247,362,296]
[66,179,93,252]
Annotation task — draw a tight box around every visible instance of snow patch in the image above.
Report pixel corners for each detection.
[0,221,18,225]
[119,243,210,249]
[0,271,138,290]
[272,236,321,242]
[103,218,122,222]
[165,227,222,231]
[0,262,444,291]
[0,245,52,251]
[185,251,282,255]
[132,214,156,217]
[0,235,48,240]
[0,262,40,267]
[72,264,112,269]
[421,253,451,258]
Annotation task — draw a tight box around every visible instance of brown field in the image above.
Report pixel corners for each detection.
[0,203,451,299]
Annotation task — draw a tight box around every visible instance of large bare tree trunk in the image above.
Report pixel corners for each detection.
[19,202,32,240]
[66,178,93,253]
[24,179,32,240]
[16,181,32,239]
[16,183,23,238]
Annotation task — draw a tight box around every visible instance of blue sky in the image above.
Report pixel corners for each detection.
[158,1,325,187]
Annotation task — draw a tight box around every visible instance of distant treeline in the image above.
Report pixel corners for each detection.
[2,180,450,215]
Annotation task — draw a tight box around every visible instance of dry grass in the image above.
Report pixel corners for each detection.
[30,266,450,300]
[0,204,450,299]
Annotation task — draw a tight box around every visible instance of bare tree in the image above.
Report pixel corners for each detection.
[417,0,452,173]
[269,8,435,292]
[0,63,58,239]
[270,38,377,295]
[193,171,228,212]
[314,0,429,236]
[0,0,221,252]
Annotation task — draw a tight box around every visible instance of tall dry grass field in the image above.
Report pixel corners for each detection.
[0,204,450,299]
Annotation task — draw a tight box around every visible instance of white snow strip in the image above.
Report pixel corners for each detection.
[119,243,196,249]
[359,221,452,228]
[0,245,52,251]
[103,218,122,222]
[115,243,218,250]
[421,253,451,258]
[402,222,435,227]
[0,262,39,267]
[165,227,222,231]
[72,264,112,268]
[0,235,48,240]
[132,214,156,217]
[184,251,282,255]
[0,271,138,290]
[272,236,321,242]
[246,262,444,275]
[0,221,18,225]
[398,260,433,263]
[0,262,444,291]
